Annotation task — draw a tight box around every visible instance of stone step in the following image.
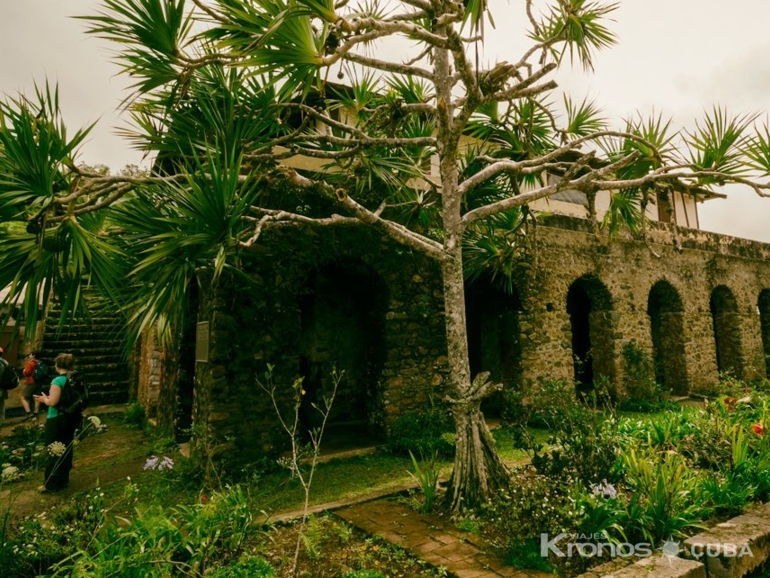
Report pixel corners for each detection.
[578,555,705,578]
[576,502,770,578]
[42,340,125,351]
[683,502,770,578]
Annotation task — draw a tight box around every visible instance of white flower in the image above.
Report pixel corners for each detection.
[88,415,102,428]
[47,441,67,457]
[1,465,20,481]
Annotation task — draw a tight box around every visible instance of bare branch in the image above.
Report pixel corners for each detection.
[239,210,362,248]
[272,167,443,258]
[462,151,644,225]
[344,52,434,81]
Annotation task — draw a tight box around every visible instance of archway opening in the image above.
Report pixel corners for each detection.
[758,290,770,378]
[647,280,688,395]
[299,261,387,443]
[567,275,614,394]
[465,278,523,416]
[710,285,743,379]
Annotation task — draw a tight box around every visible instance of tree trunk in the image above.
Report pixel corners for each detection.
[446,400,510,510]
[431,38,510,511]
[440,249,510,512]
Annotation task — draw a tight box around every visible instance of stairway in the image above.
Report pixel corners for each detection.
[40,314,131,405]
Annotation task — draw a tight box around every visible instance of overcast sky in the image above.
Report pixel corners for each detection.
[1,0,769,241]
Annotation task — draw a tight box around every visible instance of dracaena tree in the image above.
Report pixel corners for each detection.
[2,0,770,509]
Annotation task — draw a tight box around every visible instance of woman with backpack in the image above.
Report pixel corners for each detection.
[34,353,79,493]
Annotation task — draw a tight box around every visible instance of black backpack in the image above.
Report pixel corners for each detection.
[33,360,48,383]
[58,371,90,415]
[0,358,19,391]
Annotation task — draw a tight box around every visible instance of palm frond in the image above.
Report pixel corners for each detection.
[532,0,618,71]
[563,95,606,139]
[686,106,755,184]
[79,0,192,95]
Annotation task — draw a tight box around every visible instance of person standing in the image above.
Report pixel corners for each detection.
[21,351,42,421]
[34,353,79,493]
[0,348,7,432]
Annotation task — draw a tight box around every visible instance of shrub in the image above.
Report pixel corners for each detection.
[620,340,662,403]
[520,384,622,485]
[385,400,454,457]
[123,403,147,429]
[619,449,710,544]
[482,473,587,574]
[343,571,385,578]
[206,557,273,577]
[483,473,583,548]
[50,484,259,577]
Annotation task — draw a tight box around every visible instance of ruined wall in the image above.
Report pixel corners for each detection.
[192,228,449,464]
[171,215,770,462]
[515,216,770,396]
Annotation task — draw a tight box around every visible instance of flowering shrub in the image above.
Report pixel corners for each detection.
[143,455,175,471]
[0,426,46,478]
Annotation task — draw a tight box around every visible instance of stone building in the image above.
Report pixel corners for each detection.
[133,182,770,462]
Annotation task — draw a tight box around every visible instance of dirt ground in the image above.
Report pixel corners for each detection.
[1,405,147,518]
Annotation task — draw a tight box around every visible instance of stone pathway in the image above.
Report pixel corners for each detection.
[336,499,551,578]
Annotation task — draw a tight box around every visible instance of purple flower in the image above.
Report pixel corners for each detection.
[143,456,159,470]
[143,455,174,471]
[590,479,617,500]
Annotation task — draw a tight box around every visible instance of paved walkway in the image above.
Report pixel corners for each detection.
[336,499,551,578]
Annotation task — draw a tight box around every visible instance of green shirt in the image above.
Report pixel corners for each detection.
[48,375,67,419]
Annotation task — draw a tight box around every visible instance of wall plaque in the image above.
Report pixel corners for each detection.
[195,321,210,362]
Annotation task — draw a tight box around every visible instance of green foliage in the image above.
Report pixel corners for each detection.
[385,401,455,458]
[301,515,353,561]
[50,484,260,577]
[482,474,583,561]
[502,539,554,573]
[619,449,709,544]
[342,571,385,578]
[513,380,622,485]
[408,450,440,513]
[454,514,480,534]
[0,424,46,475]
[82,0,193,94]
[206,556,274,578]
[619,340,661,404]
[122,402,147,429]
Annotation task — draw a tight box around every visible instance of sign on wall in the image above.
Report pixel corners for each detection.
[195,321,210,362]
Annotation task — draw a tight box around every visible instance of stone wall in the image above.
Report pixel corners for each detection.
[190,228,449,464]
[513,216,770,396]
[152,215,770,462]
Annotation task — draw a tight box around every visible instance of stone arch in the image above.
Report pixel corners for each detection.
[566,274,615,392]
[465,277,523,416]
[298,260,388,436]
[759,289,770,378]
[710,285,743,379]
[647,280,688,395]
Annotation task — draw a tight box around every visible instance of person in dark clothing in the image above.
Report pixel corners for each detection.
[0,348,7,432]
[34,353,79,493]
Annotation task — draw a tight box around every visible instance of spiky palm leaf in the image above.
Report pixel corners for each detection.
[532,0,618,71]
[81,0,192,95]
[109,147,260,346]
[0,83,92,221]
[202,0,324,98]
[686,107,755,186]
